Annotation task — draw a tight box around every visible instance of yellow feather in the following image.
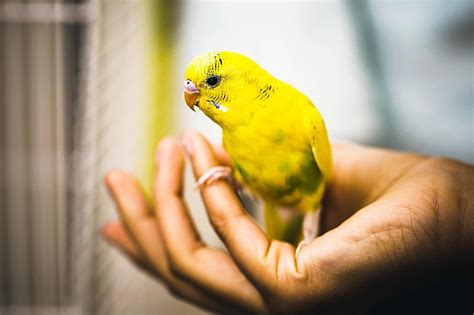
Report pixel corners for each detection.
[185,51,332,243]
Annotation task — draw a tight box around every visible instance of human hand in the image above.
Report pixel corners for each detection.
[102,131,473,314]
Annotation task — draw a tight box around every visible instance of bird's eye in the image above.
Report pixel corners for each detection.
[205,75,220,88]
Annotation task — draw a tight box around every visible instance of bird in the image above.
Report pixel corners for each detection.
[183,51,332,254]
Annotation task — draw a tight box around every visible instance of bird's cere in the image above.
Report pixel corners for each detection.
[184,80,200,111]
[184,80,199,93]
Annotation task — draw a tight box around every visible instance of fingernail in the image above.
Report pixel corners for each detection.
[181,136,193,156]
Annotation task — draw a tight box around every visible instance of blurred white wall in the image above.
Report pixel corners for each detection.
[370,1,473,161]
[176,0,380,145]
[175,0,473,162]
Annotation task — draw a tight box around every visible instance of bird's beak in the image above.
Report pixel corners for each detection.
[184,80,200,111]
[184,91,200,111]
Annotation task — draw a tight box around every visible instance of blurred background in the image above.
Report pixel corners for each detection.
[0,0,472,314]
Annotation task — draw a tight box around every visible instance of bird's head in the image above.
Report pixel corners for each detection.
[184,51,272,128]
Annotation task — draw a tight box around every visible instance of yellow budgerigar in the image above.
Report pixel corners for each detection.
[184,51,332,254]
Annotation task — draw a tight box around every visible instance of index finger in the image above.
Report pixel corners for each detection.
[181,131,273,278]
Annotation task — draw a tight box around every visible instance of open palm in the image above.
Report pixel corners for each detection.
[103,131,473,314]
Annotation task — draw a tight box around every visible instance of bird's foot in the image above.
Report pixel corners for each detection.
[195,166,233,190]
[296,209,320,257]
[295,240,309,257]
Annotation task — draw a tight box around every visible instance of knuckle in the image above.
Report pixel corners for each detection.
[418,157,472,253]
[166,249,203,283]
[427,156,458,168]
[209,217,226,234]
[410,157,463,218]
[422,157,461,186]
[209,210,232,234]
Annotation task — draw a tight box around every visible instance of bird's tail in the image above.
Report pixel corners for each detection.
[264,203,304,246]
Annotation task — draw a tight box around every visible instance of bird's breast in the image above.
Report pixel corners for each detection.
[223,121,322,206]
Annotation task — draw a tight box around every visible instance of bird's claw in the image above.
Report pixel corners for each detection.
[295,240,309,257]
[296,210,320,257]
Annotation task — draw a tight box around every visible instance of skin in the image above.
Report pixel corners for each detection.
[102,130,473,314]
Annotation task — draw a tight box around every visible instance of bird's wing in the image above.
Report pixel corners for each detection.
[304,101,333,181]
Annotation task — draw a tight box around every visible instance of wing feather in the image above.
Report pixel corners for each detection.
[304,100,333,181]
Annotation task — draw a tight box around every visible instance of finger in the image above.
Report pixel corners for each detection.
[212,144,232,166]
[154,139,203,259]
[102,221,143,260]
[103,171,148,214]
[104,170,165,266]
[182,131,278,281]
[104,170,223,311]
[102,221,155,273]
[154,139,265,313]
[181,131,232,167]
